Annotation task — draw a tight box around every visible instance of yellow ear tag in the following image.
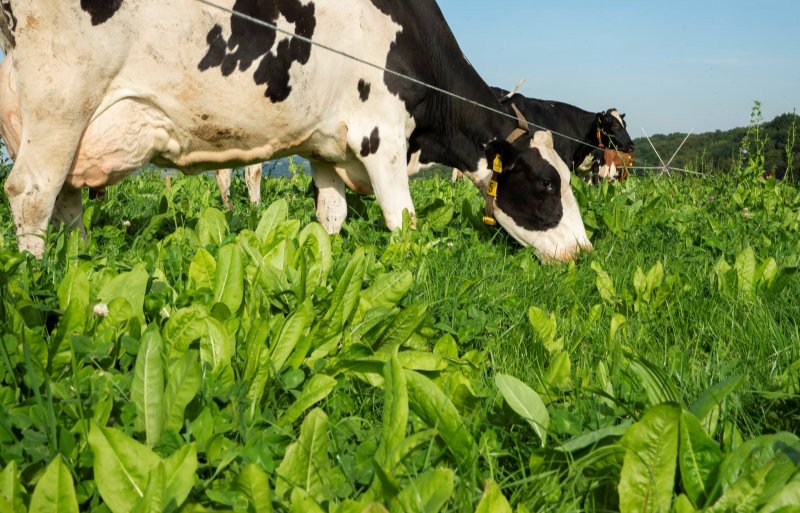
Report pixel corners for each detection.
[493,154,503,173]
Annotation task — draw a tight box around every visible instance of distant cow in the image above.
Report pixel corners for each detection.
[1,0,590,262]
[492,88,635,175]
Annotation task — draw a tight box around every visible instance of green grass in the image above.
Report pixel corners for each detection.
[0,167,798,512]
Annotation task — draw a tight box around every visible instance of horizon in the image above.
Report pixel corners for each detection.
[1,1,798,137]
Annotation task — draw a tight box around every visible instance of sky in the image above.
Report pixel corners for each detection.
[437,0,800,135]
[0,1,797,136]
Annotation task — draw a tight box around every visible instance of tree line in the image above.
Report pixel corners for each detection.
[632,111,800,179]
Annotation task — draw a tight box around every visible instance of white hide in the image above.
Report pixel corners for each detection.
[3,0,415,256]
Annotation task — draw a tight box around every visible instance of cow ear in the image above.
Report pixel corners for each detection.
[621,113,626,119]
[595,113,604,125]
[484,139,517,171]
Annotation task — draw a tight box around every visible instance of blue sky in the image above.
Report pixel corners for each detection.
[1,1,797,135]
[438,0,799,134]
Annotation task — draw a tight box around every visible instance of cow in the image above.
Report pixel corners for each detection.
[492,88,635,176]
[0,0,591,262]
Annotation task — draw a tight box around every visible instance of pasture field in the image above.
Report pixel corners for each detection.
[0,165,799,512]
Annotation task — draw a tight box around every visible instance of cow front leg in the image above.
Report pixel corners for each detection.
[244,164,262,205]
[215,169,233,210]
[311,161,347,234]
[358,136,415,231]
[51,185,85,236]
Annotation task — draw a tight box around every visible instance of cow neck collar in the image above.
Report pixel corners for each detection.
[483,103,530,226]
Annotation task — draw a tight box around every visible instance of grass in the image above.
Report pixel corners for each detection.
[0,165,799,512]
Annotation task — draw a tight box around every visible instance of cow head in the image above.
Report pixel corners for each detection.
[482,131,592,262]
[596,109,635,153]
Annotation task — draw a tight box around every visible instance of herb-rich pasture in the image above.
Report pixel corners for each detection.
[0,166,798,512]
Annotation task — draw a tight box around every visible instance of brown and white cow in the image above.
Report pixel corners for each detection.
[0,0,591,262]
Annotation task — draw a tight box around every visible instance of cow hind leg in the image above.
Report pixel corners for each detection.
[215,169,233,210]
[245,164,262,205]
[311,161,347,234]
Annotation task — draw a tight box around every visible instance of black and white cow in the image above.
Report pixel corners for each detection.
[491,88,635,175]
[0,0,591,262]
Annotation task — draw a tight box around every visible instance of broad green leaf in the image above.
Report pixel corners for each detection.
[706,458,776,513]
[197,207,229,247]
[89,424,159,513]
[298,222,333,276]
[591,261,617,303]
[679,410,723,508]
[290,487,325,513]
[275,408,331,503]
[610,313,627,342]
[759,478,800,513]
[0,461,25,513]
[689,375,745,435]
[474,479,512,513]
[673,494,698,513]
[130,463,164,513]
[375,304,428,353]
[162,443,198,510]
[396,351,447,372]
[545,351,571,389]
[628,354,681,407]
[424,203,454,231]
[188,248,217,290]
[646,262,665,296]
[213,244,244,314]
[199,316,233,371]
[377,356,408,466]
[98,264,150,322]
[164,350,202,432]
[255,199,289,242]
[618,403,681,513]
[710,433,800,504]
[556,421,632,453]
[495,373,550,447]
[131,325,165,446]
[244,320,273,416]
[407,369,475,465]
[527,306,559,351]
[57,267,89,312]
[734,247,757,296]
[28,457,79,513]
[271,300,313,372]
[236,464,273,513]
[324,247,368,333]
[163,305,208,357]
[389,468,454,513]
[360,270,413,311]
[281,374,337,424]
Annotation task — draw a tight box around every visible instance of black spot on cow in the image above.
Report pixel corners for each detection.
[357,79,371,102]
[360,127,381,157]
[198,0,316,103]
[80,0,124,26]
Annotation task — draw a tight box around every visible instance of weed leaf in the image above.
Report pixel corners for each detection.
[495,373,550,447]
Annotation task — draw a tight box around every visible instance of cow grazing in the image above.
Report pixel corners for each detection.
[492,88,635,175]
[0,0,590,262]
[215,165,262,210]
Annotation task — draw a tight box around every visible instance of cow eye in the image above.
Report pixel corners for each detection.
[542,179,553,191]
